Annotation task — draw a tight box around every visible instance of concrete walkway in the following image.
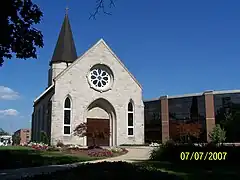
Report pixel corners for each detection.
[0,147,154,180]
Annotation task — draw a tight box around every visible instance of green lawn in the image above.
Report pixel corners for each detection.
[135,160,240,180]
[22,162,180,180]
[18,160,240,180]
[0,146,98,170]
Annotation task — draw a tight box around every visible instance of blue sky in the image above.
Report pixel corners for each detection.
[1,0,240,133]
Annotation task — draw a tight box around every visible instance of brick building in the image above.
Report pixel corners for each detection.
[14,129,31,144]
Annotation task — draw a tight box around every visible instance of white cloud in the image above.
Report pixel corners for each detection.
[0,86,20,100]
[0,109,19,117]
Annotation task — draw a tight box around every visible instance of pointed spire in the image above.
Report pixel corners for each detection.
[50,10,77,65]
[65,5,69,15]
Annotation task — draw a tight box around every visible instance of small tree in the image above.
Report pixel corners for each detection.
[40,131,49,144]
[73,122,110,148]
[0,128,9,136]
[172,122,202,143]
[12,134,21,145]
[209,124,226,144]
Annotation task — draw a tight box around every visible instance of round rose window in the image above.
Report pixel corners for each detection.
[87,64,113,92]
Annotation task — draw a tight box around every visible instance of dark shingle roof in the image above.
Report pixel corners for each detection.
[50,13,77,65]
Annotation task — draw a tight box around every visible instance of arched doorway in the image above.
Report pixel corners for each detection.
[86,98,116,146]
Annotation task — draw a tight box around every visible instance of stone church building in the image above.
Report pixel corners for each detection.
[31,12,145,146]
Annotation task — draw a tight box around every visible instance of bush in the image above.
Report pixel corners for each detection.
[12,134,21,145]
[110,147,128,154]
[209,124,226,144]
[40,131,49,145]
[56,141,64,147]
[22,162,180,180]
[150,140,175,161]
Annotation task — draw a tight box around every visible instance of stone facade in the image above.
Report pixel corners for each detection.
[50,40,144,146]
[32,39,144,146]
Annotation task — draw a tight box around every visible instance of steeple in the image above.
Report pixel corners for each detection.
[50,9,77,65]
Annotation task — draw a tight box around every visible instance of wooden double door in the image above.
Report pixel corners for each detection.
[86,118,110,146]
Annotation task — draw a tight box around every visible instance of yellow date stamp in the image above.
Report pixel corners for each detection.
[180,152,227,160]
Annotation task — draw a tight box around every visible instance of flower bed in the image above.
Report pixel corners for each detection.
[63,146,128,157]
[88,148,113,157]
[28,142,48,150]
[22,142,128,158]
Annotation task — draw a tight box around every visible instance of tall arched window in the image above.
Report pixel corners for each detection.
[127,101,134,136]
[63,97,71,135]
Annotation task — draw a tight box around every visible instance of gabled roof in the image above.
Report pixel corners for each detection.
[50,12,77,65]
[54,39,142,89]
[33,84,54,105]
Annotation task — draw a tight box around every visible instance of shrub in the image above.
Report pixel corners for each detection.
[40,131,49,145]
[110,147,128,154]
[73,122,110,148]
[56,140,64,147]
[12,134,21,145]
[170,121,202,143]
[150,140,175,161]
[209,124,226,144]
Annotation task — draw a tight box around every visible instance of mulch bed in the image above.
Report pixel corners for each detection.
[62,148,128,158]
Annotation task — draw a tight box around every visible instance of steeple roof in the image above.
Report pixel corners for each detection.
[50,11,77,65]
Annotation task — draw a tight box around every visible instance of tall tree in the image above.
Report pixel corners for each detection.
[0,0,44,66]
[0,0,116,66]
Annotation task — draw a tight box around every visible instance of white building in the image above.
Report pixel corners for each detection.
[31,11,144,146]
[0,135,12,146]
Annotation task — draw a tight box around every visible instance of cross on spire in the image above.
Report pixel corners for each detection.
[65,6,69,14]
[65,0,69,14]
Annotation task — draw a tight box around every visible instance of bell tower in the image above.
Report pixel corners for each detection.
[48,8,77,86]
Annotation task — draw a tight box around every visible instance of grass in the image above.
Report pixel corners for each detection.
[0,146,98,170]
[135,160,240,180]
[17,160,240,180]
[22,162,180,180]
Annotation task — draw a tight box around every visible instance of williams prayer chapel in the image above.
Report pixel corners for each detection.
[31,12,145,146]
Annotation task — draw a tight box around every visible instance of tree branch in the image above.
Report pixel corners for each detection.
[90,0,116,20]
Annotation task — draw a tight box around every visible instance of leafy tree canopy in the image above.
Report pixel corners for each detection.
[0,0,43,66]
[0,0,116,66]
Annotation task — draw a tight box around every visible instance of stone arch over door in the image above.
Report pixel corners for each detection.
[86,98,116,146]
